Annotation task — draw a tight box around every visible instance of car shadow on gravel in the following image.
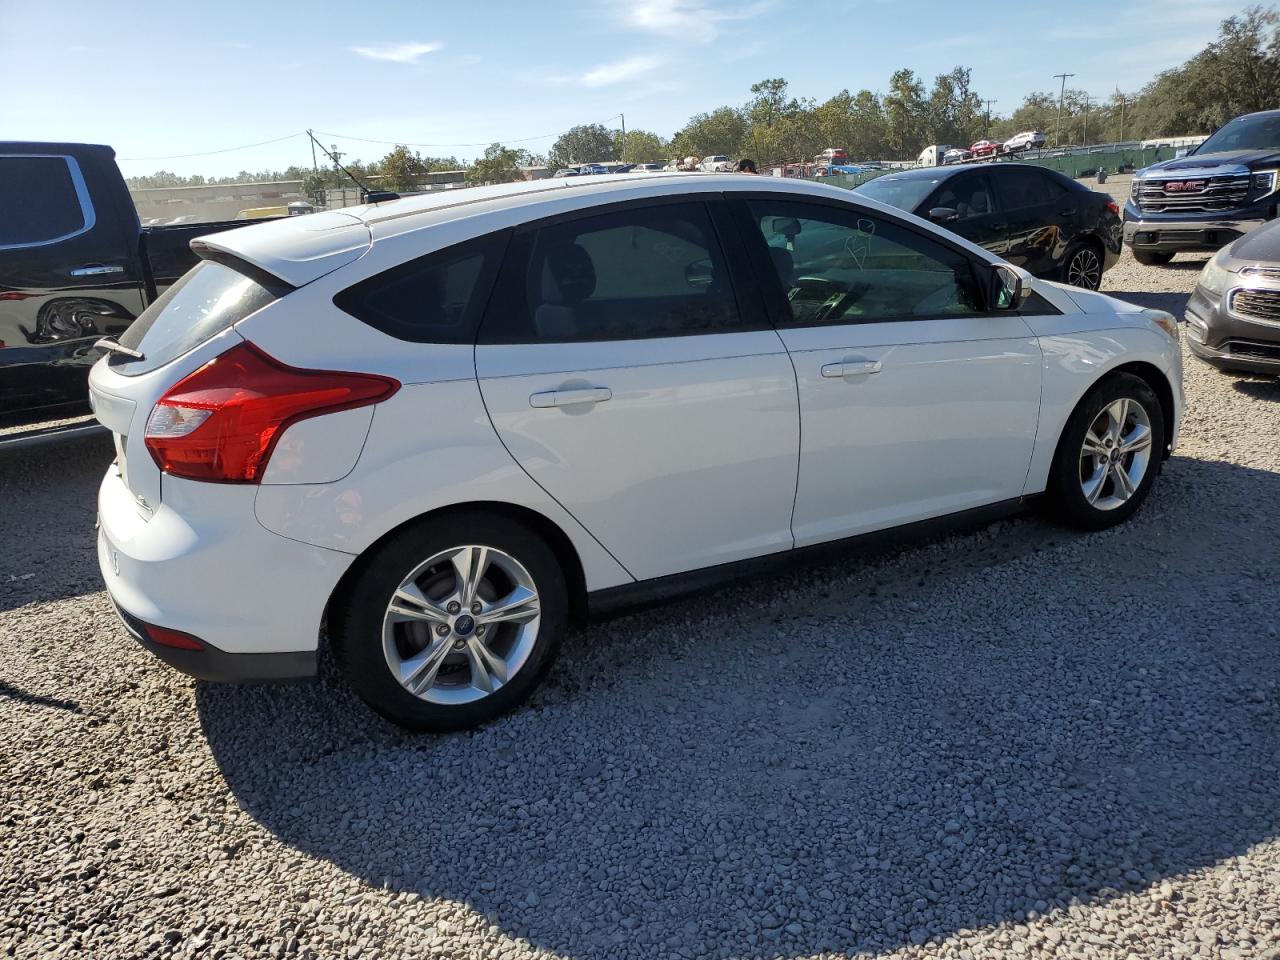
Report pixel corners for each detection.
[0,433,113,614]
[199,454,1280,960]
[1231,376,1280,400]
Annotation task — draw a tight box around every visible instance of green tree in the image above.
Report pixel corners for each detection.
[467,143,533,184]
[615,128,669,163]
[671,106,748,160]
[548,124,618,168]
[884,68,928,156]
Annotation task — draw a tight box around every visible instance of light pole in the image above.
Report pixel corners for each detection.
[983,99,997,136]
[1053,73,1075,146]
[1082,94,1092,146]
[1117,91,1127,143]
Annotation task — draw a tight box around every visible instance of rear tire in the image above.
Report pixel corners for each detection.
[1133,250,1175,266]
[1062,241,1105,290]
[332,513,568,732]
[1045,373,1165,531]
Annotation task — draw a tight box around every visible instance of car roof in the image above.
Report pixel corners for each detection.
[199,174,886,286]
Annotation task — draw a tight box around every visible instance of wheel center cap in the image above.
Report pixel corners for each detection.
[453,614,476,637]
[1110,449,1121,463]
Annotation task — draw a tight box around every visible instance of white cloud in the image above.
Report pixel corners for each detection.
[581,54,663,87]
[619,0,770,44]
[351,41,443,64]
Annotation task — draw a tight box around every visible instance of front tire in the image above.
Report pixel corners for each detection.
[332,513,569,732]
[1133,249,1175,266]
[1046,374,1165,531]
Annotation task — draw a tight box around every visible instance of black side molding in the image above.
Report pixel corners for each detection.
[586,498,1028,620]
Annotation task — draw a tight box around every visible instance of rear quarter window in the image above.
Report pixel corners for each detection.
[0,155,91,247]
[109,260,278,376]
[333,232,509,343]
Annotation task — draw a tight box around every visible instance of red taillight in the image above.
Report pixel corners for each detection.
[144,341,399,483]
[1106,199,1120,215]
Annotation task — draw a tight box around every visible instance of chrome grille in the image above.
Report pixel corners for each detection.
[1135,174,1250,213]
[1230,288,1280,326]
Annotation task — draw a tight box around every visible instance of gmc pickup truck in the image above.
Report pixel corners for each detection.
[1123,109,1280,265]
[0,142,276,446]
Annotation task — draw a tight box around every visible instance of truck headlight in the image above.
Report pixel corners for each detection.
[1251,170,1277,194]
[1197,256,1234,297]
[1130,178,1141,200]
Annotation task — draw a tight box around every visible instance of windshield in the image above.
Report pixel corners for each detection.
[1195,114,1280,155]
[854,175,944,212]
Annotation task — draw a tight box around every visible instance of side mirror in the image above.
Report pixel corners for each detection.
[928,206,959,224]
[992,263,1033,310]
[1174,148,1189,159]
[685,258,714,287]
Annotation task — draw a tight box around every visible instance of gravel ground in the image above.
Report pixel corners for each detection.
[3,234,1279,960]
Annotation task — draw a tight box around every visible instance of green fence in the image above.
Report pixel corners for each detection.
[816,144,1185,191]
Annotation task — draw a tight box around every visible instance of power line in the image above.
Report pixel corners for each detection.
[313,115,626,150]
[118,132,306,161]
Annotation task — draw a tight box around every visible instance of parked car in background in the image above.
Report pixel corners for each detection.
[1123,109,1280,266]
[917,145,952,167]
[855,162,1122,289]
[91,172,1180,731]
[816,147,849,164]
[552,168,580,178]
[700,155,733,172]
[630,163,665,172]
[943,148,971,164]
[1184,217,1280,374]
[969,139,1001,158]
[1004,131,1047,152]
[0,141,279,444]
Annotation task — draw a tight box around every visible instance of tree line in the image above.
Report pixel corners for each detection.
[129,6,1279,192]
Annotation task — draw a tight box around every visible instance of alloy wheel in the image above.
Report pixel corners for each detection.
[382,545,541,705]
[1078,397,1153,511]
[1066,247,1103,289]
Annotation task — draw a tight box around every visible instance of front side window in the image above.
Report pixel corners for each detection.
[494,202,743,342]
[0,155,90,248]
[993,169,1052,211]
[855,174,945,212]
[748,200,985,325]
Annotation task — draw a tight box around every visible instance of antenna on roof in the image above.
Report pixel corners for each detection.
[307,130,399,203]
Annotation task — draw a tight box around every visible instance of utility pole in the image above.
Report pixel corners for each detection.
[1082,95,1092,146]
[1053,72,1075,146]
[620,112,626,162]
[1117,91,1127,142]
[308,128,318,174]
[983,99,997,135]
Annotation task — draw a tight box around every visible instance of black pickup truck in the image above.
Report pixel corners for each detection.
[0,142,272,446]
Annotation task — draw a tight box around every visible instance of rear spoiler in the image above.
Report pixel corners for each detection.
[190,241,295,298]
[189,210,372,288]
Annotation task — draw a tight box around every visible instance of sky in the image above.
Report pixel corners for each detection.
[0,0,1247,178]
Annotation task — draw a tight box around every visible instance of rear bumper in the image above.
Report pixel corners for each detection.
[108,594,316,681]
[97,464,354,680]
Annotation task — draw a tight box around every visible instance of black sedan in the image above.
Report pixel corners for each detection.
[1184,217,1280,375]
[855,163,1122,289]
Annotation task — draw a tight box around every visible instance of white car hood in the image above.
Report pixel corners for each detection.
[1045,281,1147,315]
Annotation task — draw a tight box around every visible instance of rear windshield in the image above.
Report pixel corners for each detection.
[109,260,278,376]
[854,175,944,212]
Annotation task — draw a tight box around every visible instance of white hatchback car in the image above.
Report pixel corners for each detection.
[91,174,1183,731]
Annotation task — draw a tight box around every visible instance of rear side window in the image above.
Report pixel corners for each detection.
[110,261,277,376]
[333,232,508,343]
[994,169,1052,210]
[482,202,744,343]
[0,155,91,247]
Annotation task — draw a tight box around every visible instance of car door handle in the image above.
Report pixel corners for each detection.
[821,358,882,379]
[70,264,124,277]
[529,387,612,408]
[1058,208,1077,216]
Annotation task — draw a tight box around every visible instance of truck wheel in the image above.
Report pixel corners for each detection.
[1133,250,1175,266]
